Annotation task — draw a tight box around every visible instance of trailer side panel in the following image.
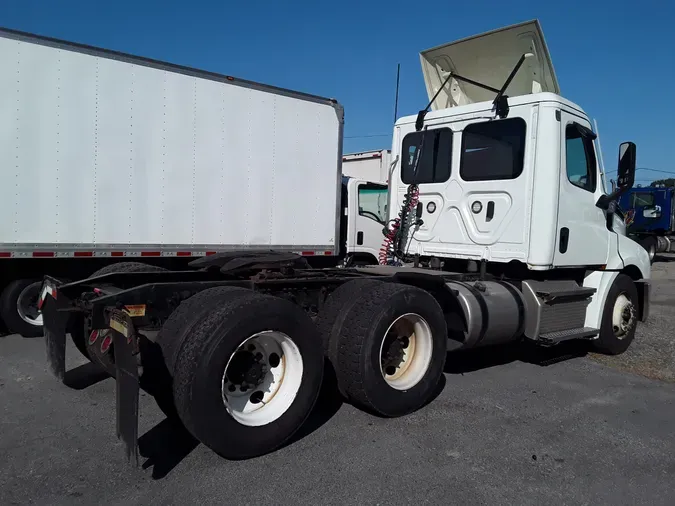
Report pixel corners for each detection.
[0,30,343,254]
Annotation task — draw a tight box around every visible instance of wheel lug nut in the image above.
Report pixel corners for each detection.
[248,344,256,352]
[228,384,236,392]
[255,352,263,361]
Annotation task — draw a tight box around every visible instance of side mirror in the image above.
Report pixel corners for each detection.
[616,142,636,190]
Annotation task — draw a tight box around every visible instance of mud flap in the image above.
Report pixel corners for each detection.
[40,278,69,381]
[109,308,140,467]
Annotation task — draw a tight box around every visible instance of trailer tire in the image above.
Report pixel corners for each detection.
[172,291,324,460]
[332,282,447,417]
[592,274,639,355]
[315,278,385,396]
[0,279,44,337]
[83,262,169,375]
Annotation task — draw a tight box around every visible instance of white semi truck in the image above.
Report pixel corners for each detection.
[38,19,650,464]
[0,27,383,338]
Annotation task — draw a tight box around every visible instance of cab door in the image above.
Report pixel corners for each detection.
[552,111,610,266]
[345,179,388,261]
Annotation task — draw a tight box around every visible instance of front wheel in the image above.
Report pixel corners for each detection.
[592,274,639,355]
[172,290,324,460]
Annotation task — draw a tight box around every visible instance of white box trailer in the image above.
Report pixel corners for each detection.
[0,27,343,336]
[342,149,392,183]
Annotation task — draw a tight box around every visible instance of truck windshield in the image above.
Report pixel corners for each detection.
[630,192,655,207]
[358,186,388,224]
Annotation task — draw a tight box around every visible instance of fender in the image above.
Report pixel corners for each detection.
[583,232,651,328]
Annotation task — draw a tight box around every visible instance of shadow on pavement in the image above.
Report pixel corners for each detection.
[139,418,199,480]
[282,358,344,447]
[139,358,345,479]
[63,362,110,390]
[444,339,590,375]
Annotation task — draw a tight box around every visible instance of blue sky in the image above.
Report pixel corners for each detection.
[2,0,674,185]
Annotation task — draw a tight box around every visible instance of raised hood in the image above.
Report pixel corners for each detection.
[420,20,559,110]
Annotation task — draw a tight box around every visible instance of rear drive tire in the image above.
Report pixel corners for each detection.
[315,278,386,397]
[0,279,44,338]
[331,282,447,417]
[592,274,639,355]
[89,261,168,276]
[172,291,324,460]
[145,286,253,418]
[157,286,252,376]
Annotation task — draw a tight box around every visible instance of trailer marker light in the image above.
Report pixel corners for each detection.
[0,252,11,258]
[100,333,113,354]
[88,329,99,345]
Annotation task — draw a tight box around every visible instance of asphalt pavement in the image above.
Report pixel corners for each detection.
[1,259,674,506]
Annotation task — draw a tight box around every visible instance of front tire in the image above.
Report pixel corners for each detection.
[172,291,324,460]
[592,274,639,355]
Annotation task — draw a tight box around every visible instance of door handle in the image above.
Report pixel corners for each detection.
[559,227,569,253]
[486,201,495,222]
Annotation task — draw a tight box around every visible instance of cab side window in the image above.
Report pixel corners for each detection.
[358,185,388,224]
[565,124,597,192]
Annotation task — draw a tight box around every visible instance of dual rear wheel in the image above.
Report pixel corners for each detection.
[158,280,447,459]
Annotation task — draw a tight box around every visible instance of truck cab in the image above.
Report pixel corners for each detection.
[618,186,675,261]
[387,20,649,278]
[340,176,388,266]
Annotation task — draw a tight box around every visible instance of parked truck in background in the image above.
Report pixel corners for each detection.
[342,149,392,183]
[618,185,675,262]
[0,27,384,338]
[37,19,650,465]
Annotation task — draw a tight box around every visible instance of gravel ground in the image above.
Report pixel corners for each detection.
[1,258,674,505]
[589,254,675,382]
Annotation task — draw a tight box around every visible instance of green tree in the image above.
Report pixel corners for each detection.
[650,178,675,187]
